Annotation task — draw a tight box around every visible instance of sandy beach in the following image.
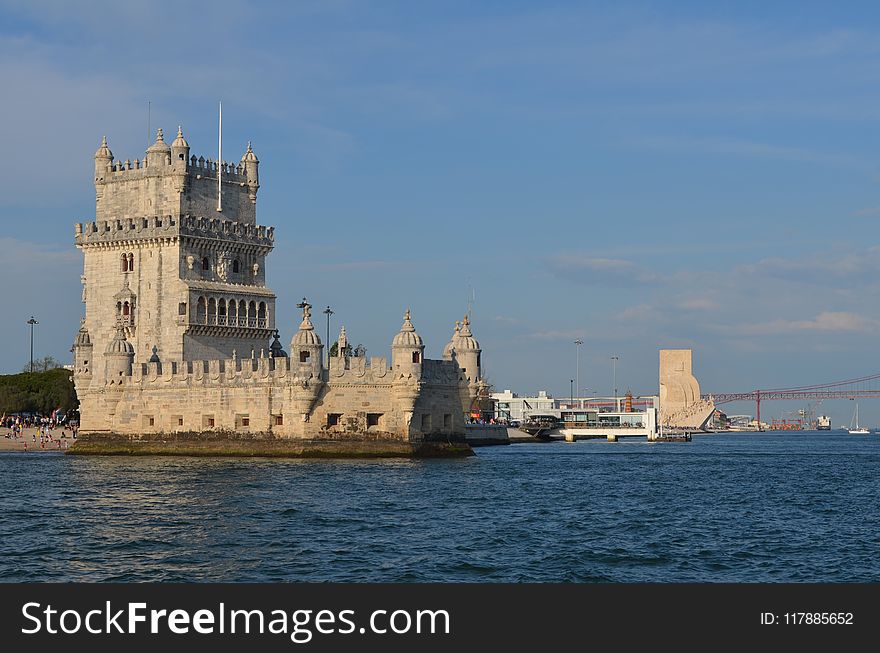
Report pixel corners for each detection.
[0,427,75,453]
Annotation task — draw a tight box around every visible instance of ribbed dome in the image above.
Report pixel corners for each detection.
[443,321,460,358]
[392,309,423,348]
[293,327,321,346]
[241,141,259,163]
[105,326,134,355]
[291,302,322,347]
[454,315,480,351]
[94,135,113,160]
[171,126,189,148]
[146,128,171,153]
[74,322,91,347]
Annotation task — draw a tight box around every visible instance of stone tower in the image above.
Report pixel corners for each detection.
[75,127,276,380]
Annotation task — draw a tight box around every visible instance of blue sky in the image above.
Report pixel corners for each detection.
[2,0,880,427]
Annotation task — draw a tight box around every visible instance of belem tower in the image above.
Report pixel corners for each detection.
[70,126,483,456]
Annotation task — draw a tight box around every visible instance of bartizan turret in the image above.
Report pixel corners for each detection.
[104,324,135,382]
[242,142,259,204]
[94,136,112,184]
[445,315,482,417]
[72,319,93,381]
[171,126,190,172]
[391,310,424,435]
[391,309,424,378]
[145,128,172,168]
[289,300,325,421]
[452,314,481,383]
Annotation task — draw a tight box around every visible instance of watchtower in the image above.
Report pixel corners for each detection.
[74,127,276,381]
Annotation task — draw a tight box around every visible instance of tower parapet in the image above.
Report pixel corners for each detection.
[93,129,259,224]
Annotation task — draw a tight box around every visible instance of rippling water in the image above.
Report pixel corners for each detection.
[1,432,879,582]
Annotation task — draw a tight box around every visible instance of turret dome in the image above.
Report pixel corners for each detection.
[291,302,322,346]
[105,325,134,355]
[74,321,92,347]
[392,309,423,348]
[171,125,189,149]
[146,128,171,154]
[94,135,113,160]
[443,321,460,358]
[241,141,259,163]
[454,314,480,351]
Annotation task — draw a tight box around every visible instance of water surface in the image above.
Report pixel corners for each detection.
[1,432,878,582]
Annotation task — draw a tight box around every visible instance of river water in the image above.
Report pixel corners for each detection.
[1,432,878,582]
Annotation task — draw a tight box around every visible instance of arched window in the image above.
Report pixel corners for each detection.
[258,302,267,328]
[121,254,128,272]
[218,299,227,325]
[207,298,217,325]
[239,300,247,326]
[300,351,310,363]
[248,301,257,327]
[202,256,210,271]
[128,253,134,271]
[412,351,421,363]
[116,301,122,316]
[197,297,207,324]
[229,299,238,323]
[233,259,240,274]
[122,302,130,317]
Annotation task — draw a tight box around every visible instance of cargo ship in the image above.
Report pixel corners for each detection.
[817,415,831,431]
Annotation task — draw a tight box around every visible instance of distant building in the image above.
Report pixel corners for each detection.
[491,390,556,421]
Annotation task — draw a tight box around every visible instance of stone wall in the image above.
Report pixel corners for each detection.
[77,354,469,443]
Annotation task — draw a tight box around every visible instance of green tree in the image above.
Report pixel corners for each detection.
[0,368,77,415]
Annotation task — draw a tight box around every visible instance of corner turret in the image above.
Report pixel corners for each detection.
[72,319,93,379]
[104,324,135,381]
[290,299,324,378]
[453,314,481,383]
[391,309,424,378]
[145,128,171,168]
[171,126,190,171]
[94,136,112,182]
[241,142,259,204]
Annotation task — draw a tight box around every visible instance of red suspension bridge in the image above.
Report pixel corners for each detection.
[704,373,880,424]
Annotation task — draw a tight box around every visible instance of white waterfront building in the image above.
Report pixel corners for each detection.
[491,390,557,422]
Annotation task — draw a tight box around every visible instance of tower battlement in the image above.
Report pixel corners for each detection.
[94,128,259,225]
[75,215,274,247]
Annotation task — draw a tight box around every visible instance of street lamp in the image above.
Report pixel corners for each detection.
[27,316,38,373]
[574,339,583,409]
[323,306,334,369]
[570,379,574,407]
[611,355,619,407]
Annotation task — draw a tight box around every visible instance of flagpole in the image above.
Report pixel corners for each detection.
[217,101,222,212]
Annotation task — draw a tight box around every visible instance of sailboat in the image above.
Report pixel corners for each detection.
[848,403,870,434]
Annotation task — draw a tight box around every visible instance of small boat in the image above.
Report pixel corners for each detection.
[848,403,870,434]
[519,414,560,440]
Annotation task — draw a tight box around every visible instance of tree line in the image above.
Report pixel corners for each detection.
[0,363,78,416]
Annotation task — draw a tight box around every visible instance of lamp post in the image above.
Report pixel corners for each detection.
[574,339,583,409]
[570,379,574,407]
[323,306,334,369]
[611,355,619,409]
[27,316,38,373]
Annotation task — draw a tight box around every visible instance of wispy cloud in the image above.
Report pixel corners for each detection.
[716,311,877,337]
[547,254,658,286]
[524,329,587,341]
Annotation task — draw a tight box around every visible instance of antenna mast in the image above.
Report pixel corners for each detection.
[217,101,222,212]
